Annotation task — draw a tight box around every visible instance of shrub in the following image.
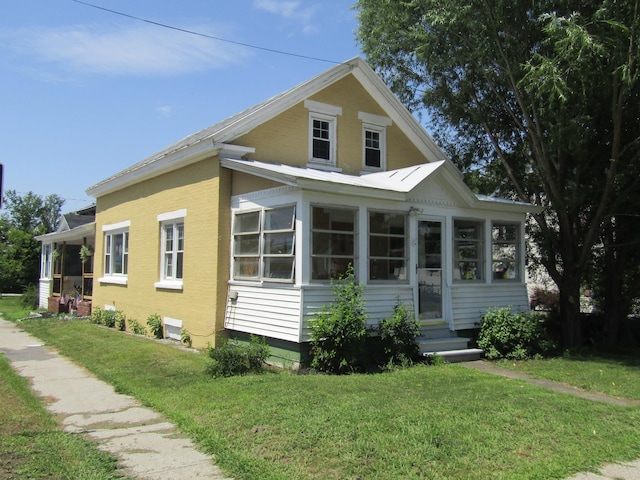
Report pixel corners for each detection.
[89,307,103,324]
[379,300,421,366]
[530,286,559,312]
[206,336,270,378]
[309,265,368,374]
[181,328,192,347]
[114,311,126,331]
[478,307,556,360]
[20,284,39,309]
[147,313,163,339]
[88,307,123,328]
[128,318,146,335]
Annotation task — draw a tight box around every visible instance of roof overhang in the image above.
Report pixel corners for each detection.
[35,222,96,243]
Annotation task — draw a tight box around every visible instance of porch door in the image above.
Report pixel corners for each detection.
[418,220,443,320]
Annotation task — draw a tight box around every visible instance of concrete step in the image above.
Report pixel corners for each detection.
[423,348,484,363]
[418,336,470,353]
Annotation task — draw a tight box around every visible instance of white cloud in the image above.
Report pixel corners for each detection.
[156,105,172,117]
[1,23,249,77]
[254,0,318,27]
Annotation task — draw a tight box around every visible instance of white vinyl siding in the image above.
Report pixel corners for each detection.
[451,283,530,330]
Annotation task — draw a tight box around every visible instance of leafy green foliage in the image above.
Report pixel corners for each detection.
[378,300,420,366]
[355,0,640,347]
[127,318,146,335]
[181,328,192,347]
[19,285,39,310]
[478,307,556,360]
[89,307,124,329]
[0,190,64,293]
[309,265,368,374]
[206,336,269,378]
[146,313,163,339]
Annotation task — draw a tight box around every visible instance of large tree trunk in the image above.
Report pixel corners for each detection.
[558,273,583,348]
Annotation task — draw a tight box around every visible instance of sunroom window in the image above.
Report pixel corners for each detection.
[454,220,483,281]
[369,211,407,281]
[492,223,520,280]
[232,206,296,282]
[311,206,356,280]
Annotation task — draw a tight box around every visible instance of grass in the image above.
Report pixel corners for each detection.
[1,300,638,480]
[0,349,127,479]
[498,352,640,401]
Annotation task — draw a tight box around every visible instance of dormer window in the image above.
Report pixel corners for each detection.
[305,100,342,168]
[359,112,392,172]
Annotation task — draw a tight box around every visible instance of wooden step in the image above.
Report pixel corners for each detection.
[418,336,470,353]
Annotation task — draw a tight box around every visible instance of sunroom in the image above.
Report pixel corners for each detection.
[222,158,533,353]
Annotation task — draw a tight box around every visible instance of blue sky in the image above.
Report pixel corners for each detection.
[0,0,361,213]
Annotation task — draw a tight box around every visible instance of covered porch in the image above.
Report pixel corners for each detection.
[35,208,96,315]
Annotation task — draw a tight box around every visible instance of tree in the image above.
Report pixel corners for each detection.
[0,190,64,292]
[356,0,640,347]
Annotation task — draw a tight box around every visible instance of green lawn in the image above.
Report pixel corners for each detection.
[498,352,640,401]
[3,305,638,480]
[0,350,127,479]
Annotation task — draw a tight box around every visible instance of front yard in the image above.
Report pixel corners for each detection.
[1,297,639,479]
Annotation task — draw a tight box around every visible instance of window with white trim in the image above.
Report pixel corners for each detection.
[232,205,296,282]
[491,223,520,280]
[369,211,407,281]
[359,112,391,171]
[310,113,336,165]
[104,228,129,278]
[305,100,341,167]
[311,206,356,280]
[453,220,484,281]
[162,222,184,279]
[41,243,52,278]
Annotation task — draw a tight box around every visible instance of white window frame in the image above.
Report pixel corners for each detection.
[41,243,52,279]
[453,219,484,282]
[99,220,130,285]
[358,112,391,172]
[491,222,520,281]
[232,205,296,283]
[155,209,186,290]
[310,205,358,282]
[368,211,408,282]
[305,100,342,168]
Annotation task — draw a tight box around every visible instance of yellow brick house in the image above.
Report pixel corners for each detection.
[39,58,536,366]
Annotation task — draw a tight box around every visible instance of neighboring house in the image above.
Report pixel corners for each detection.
[38,58,538,366]
[35,205,95,314]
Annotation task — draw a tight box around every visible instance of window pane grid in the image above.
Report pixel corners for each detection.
[160,222,184,281]
[492,223,519,280]
[311,207,356,280]
[454,220,483,281]
[369,212,407,281]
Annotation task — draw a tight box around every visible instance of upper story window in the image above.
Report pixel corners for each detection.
[358,112,392,171]
[156,209,186,290]
[492,223,520,280]
[305,100,342,168]
[100,220,130,285]
[232,205,296,282]
[453,219,484,281]
[369,211,407,282]
[311,206,356,280]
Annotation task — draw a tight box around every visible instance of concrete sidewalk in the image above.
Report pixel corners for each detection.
[0,318,229,480]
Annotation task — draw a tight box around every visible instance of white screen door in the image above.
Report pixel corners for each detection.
[418,220,443,320]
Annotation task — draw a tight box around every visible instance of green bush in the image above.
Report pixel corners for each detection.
[88,307,123,329]
[20,284,39,309]
[181,328,192,347]
[478,307,556,360]
[379,300,421,366]
[147,313,163,339]
[206,336,270,378]
[114,312,126,331]
[309,265,368,374]
[128,318,146,335]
